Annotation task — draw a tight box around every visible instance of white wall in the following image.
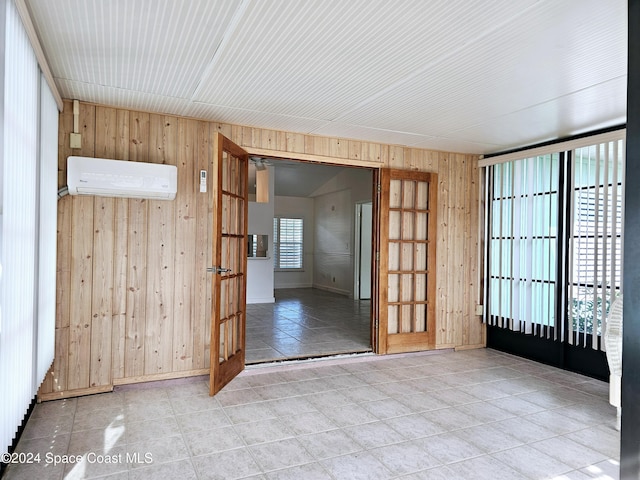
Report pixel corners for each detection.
[246,167,275,303]
[313,189,352,295]
[274,195,314,289]
[311,169,373,296]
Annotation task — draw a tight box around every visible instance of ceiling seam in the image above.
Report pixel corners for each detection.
[189,0,251,102]
[328,0,548,124]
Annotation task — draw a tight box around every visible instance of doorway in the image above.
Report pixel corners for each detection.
[354,201,373,300]
[245,157,375,363]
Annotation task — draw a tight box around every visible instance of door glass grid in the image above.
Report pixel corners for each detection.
[387,178,431,335]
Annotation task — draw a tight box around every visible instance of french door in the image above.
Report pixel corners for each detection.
[376,169,438,354]
[209,133,249,395]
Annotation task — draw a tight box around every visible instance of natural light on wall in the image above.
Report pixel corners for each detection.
[481,130,625,351]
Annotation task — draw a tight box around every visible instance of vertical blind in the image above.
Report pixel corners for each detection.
[1,0,58,455]
[486,154,560,337]
[36,72,58,385]
[568,139,625,349]
[482,130,625,350]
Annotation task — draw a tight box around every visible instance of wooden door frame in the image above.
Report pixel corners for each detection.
[244,148,382,355]
[376,168,438,354]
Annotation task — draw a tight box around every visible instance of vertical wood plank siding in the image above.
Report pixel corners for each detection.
[39,100,483,398]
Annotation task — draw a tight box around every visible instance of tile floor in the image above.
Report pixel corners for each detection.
[3,348,619,480]
[245,288,371,364]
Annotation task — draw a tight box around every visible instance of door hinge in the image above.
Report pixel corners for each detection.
[376,183,381,193]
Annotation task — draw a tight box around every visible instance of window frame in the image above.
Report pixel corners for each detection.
[273,216,304,271]
[484,133,625,349]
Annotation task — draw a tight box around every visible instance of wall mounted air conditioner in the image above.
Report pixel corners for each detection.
[67,156,177,200]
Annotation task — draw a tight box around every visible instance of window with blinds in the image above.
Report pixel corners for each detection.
[273,217,304,270]
[568,141,624,348]
[484,132,625,351]
[487,154,560,334]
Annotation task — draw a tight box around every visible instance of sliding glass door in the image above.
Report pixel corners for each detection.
[483,132,625,378]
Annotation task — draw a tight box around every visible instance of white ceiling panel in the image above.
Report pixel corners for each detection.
[336,0,627,137]
[192,0,542,119]
[186,103,328,134]
[56,79,190,118]
[310,123,437,151]
[28,0,240,98]
[25,0,627,155]
[410,137,507,156]
[453,76,628,150]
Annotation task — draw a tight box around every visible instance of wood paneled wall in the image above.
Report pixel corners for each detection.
[39,100,484,399]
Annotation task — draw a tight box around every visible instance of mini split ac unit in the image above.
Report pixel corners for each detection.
[67,156,177,200]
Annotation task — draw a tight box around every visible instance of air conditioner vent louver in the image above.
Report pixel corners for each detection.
[67,156,177,200]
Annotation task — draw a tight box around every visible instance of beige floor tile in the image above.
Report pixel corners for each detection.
[126,434,190,469]
[370,440,441,475]
[416,431,485,464]
[492,444,574,479]
[531,436,608,470]
[233,418,295,446]
[62,445,129,479]
[320,451,393,480]
[320,403,378,427]
[175,409,231,433]
[184,426,245,456]
[68,426,126,455]
[125,416,181,444]
[265,462,334,480]
[279,411,338,436]
[297,429,363,460]
[4,348,620,480]
[383,413,446,440]
[342,421,406,449]
[129,458,198,480]
[249,438,315,472]
[192,448,262,480]
[446,455,529,480]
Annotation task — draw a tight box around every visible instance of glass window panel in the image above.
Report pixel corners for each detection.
[401,274,414,302]
[415,274,427,301]
[389,180,402,208]
[415,304,426,332]
[415,244,427,271]
[388,274,399,302]
[401,304,413,333]
[415,213,428,240]
[401,243,414,271]
[388,306,399,334]
[388,242,400,270]
[389,211,401,240]
[416,182,429,209]
[402,212,414,240]
[403,180,415,209]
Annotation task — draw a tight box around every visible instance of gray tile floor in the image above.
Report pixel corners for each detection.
[4,348,619,480]
[245,288,371,364]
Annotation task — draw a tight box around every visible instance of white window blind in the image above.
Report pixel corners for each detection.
[1,0,39,454]
[1,0,59,455]
[273,217,303,270]
[486,154,559,336]
[36,72,58,386]
[568,138,625,349]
